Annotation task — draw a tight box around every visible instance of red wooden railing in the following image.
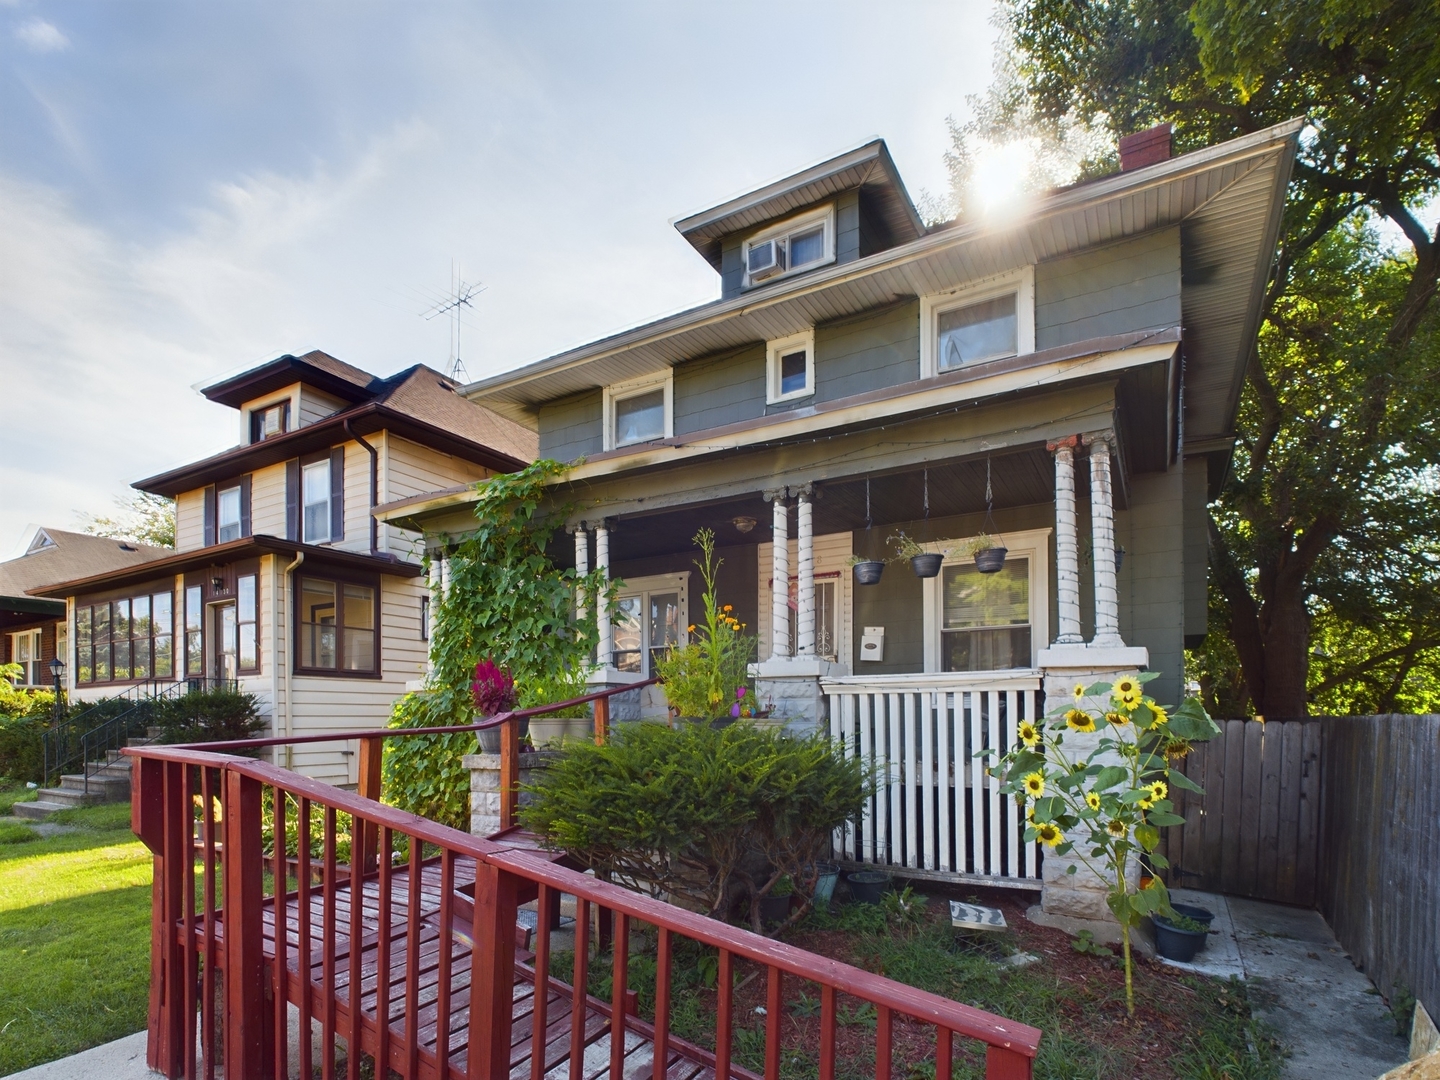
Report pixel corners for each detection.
[128,684,1042,1080]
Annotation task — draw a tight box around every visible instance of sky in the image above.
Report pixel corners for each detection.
[0,1,1003,554]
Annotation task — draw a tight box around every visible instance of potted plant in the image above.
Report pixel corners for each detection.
[965,534,1008,574]
[809,860,841,905]
[758,874,794,926]
[1151,908,1211,963]
[888,531,947,579]
[846,869,891,904]
[849,553,886,586]
[472,659,524,753]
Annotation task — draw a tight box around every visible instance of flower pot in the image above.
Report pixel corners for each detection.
[811,861,841,905]
[852,560,886,586]
[973,547,1008,574]
[529,716,592,748]
[476,717,529,754]
[846,870,890,904]
[758,892,792,926]
[1151,914,1209,963]
[1167,903,1215,950]
[910,553,944,578]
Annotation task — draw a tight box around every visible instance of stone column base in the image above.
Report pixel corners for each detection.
[1035,644,1149,928]
[463,750,561,838]
[749,657,845,735]
[586,667,645,723]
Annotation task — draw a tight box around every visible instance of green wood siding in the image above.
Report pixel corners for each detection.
[538,389,603,463]
[674,344,767,435]
[1035,227,1181,348]
[720,235,744,299]
[836,190,861,264]
[1182,456,1209,647]
[1116,464,1186,705]
[814,299,919,403]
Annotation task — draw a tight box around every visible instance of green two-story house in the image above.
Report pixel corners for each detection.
[380,121,1299,891]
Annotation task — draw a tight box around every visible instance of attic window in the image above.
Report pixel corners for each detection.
[250,402,290,442]
[742,206,835,289]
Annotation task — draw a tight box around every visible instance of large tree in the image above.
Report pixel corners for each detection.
[986,0,1440,716]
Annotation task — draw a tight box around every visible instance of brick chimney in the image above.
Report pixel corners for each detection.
[1118,123,1173,171]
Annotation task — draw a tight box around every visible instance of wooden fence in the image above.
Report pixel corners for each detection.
[1317,715,1440,1032]
[1159,718,1323,906]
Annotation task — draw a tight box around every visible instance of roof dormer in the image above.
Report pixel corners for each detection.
[674,139,925,300]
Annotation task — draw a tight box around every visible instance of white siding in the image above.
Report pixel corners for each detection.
[299,387,348,427]
[381,435,494,557]
[175,489,206,551]
[249,461,288,538]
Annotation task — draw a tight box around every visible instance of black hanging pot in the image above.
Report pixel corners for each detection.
[853,560,886,586]
[911,553,944,578]
[974,547,1008,574]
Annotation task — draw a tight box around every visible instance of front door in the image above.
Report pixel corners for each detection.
[212,604,237,685]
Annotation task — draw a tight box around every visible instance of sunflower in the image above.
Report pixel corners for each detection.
[1035,822,1063,847]
[1017,721,1041,748]
[1147,780,1168,802]
[1113,676,1142,708]
[1105,711,1130,726]
[1065,708,1097,733]
[1147,702,1169,726]
[1106,817,1127,836]
[1072,682,1086,701]
[1164,737,1193,760]
[1085,792,1101,811]
[1023,771,1046,798]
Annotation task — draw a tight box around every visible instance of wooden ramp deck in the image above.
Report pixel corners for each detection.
[189,853,754,1080]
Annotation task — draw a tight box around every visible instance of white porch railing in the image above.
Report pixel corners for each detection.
[822,671,1046,887]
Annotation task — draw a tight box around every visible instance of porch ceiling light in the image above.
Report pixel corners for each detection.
[732,516,757,534]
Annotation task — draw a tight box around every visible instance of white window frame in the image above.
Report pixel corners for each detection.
[919,265,1035,379]
[766,329,816,405]
[610,572,689,677]
[602,371,674,452]
[920,526,1051,672]
[301,459,332,544]
[9,629,42,686]
[741,205,836,290]
[217,485,243,543]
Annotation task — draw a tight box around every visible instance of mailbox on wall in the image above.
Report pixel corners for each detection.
[860,626,885,662]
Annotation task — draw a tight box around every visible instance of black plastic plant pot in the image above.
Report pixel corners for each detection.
[974,547,1008,573]
[852,560,886,585]
[1151,915,1208,962]
[846,870,891,904]
[1170,903,1215,929]
[758,893,792,926]
[910,553,944,578]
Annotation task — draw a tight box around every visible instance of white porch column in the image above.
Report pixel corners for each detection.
[1049,437,1084,645]
[595,521,612,667]
[1084,432,1123,648]
[571,523,589,625]
[767,490,790,660]
[796,485,815,656]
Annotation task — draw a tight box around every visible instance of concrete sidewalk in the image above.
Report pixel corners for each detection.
[1164,889,1408,1079]
[8,1031,152,1080]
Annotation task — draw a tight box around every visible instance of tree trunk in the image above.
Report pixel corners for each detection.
[1257,589,1310,719]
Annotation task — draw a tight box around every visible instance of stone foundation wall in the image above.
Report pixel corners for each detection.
[463,750,561,837]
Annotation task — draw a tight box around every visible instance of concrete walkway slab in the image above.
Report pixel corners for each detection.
[7,1031,154,1079]
[1154,889,1407,1079]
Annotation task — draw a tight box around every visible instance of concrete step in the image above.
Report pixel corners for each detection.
[11,800,69,821]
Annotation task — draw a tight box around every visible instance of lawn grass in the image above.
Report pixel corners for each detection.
[0,800,150,1077]
[0,782,36,816]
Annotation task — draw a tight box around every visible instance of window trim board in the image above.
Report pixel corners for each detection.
[919,265,1035,379]
[765,329,816,405]
[602,371,674,452]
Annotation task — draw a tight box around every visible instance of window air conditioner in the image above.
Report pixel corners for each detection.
[747,239,786,280]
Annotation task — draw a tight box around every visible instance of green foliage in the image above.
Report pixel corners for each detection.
[152,688,265,745]
[384,460,608,829]
[78,492,176,548]
[0,680,55,783]
[1071,930,1113,958]
[0,822,40,845]
[994,0,1440,716]
[655,528,757,720]
[879,884,929,932]
[519,720,873,931]
[995,673,1219,1014]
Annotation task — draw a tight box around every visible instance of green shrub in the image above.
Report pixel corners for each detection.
[151,688,265,745]
[0,685,56,784]
[519,721,874,931]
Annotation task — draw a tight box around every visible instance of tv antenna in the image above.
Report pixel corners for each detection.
[421,262,486,383]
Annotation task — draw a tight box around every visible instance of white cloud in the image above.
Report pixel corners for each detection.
[15,17,69,53]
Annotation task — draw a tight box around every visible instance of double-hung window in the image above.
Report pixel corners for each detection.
[742,206,836,289]
[920,267,1035,378]
[610,574,687,676]
[217,486,243,543]
[603,373,673,451]
[302,460,331,543]
[920,527,1050,673]
[766,330,815,404]
[296,575,377,675]
[9,630,42,686]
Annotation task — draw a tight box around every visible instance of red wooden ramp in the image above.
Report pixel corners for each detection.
[130,745,1041,1080]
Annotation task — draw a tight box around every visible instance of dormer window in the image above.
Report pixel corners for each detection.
[250,402,290,442]
[742,206,835,289]
[603,372,674,451]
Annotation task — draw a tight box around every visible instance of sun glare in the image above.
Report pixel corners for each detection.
[970,139,1039,215]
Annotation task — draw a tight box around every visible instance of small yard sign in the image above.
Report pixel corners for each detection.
[950,900,1007,932]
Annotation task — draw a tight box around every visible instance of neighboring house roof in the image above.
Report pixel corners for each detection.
[28,534,423,600]
[0,528,171,625]
[462,118,1302,463]
[135,362,538,497]
[200,349,382,408]
[673,139,925,271]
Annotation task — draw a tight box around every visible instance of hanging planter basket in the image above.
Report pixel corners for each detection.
[853,560,886,586]
[974,546,1008,574]
[910,553,944,578]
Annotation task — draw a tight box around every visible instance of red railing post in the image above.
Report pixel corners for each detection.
[593,694,609,744]
[222,768,276,1079]
[499,715,520,831]
[148,759,187,1078]
[356,734,384,873]
[984,1045,1034,1080]
[468,858,519,1080]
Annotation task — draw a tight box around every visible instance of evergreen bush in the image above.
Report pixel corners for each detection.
[519,720,873,932]
[152,688,266,746]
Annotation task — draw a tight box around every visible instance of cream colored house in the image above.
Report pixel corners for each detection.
[34,351,535,785]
